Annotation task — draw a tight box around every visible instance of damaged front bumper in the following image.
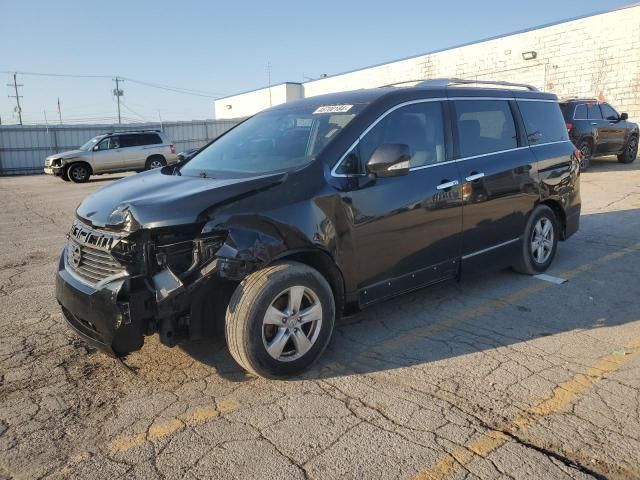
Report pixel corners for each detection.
[56,253,151,355]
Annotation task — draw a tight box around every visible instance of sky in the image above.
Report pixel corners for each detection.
[0,0,633,124]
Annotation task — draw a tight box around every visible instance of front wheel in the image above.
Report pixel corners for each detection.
[512,205,559,275]
[618,136,638,164]
[225,261,335,378]
[67,163,91,183]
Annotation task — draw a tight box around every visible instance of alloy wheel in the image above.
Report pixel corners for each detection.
[530,217,554,264]
[149,160,163,169]
[71,166,88,181]
[262,286,323,362]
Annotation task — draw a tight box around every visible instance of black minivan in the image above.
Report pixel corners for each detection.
[56,79,581,378]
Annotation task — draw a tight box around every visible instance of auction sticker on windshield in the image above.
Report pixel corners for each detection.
[313,105,353,114]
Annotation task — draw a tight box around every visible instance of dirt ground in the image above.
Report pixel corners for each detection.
[1,157,639,479]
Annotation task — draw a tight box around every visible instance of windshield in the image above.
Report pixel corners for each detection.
[180,103,367,178]
[79,135,105,151]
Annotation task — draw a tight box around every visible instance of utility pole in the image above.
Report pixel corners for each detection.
[7,73,23,125]
[113,77,124,124]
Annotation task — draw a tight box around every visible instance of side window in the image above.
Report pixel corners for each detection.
[600,103,619,120]
[586,103,603,120]
[96,137,119,150]
[574,104,587,119]
[517,101,570,144]
[119,134,137,148]
[138,133,162,145]
[453,100,517,158]
[96,138,111,151]
[359,102,446,170]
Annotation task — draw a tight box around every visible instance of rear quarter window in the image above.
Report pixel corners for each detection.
[138,133,163,145]
[517,101,569,145]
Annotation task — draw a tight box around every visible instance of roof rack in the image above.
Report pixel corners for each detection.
[102,129,161,135]
[416,78,539,91]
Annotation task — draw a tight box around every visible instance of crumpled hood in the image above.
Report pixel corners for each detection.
[76,169,286,230]
[48,149,85,161]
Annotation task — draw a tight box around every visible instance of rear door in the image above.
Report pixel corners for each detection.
[586,102,608,154]
[452,98,538,270]
[116,134,142,169]
[341,100,464,304]
[599,103,627,153]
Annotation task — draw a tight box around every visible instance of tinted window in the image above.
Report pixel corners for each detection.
[139,133,163,145]
[574,104,587,119]
[454,100,517,157]
[517,101,570,144]
[600,103,619,120]
[119,134,137,148]
[586,103,602,120]
[357,102,445,172]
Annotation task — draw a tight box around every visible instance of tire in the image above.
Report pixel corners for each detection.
[225,261,335,378]
[618,136,638,164]
[145,156,166,170]
[60,168,70,181]
[67,163,91,183]
[512,205,559,275]
[578,139,592,170]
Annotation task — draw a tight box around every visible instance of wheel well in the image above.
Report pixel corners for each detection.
[67,161,93,174]
[579,136,594,149]
[275,250,346,318]
[539,199,566,240]
[146,154,166,163]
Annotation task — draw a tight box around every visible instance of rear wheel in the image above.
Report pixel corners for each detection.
[67,163,91,183]
[145,156,166,170]
[578,139,592,170]
[512,205,559,275]
[225,261,335,378]
[618,136,638,164]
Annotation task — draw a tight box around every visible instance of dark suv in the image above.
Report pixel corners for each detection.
[56,79,581,378]
[560,99,638,169]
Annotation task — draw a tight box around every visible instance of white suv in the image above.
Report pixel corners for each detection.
[44,130,178,183]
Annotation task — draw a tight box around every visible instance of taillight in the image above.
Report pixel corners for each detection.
[170,144,175,154]
[565,122,573,133]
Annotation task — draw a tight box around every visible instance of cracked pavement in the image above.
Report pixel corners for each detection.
[1,158,640,479]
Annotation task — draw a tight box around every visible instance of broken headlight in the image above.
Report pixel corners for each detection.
[154,231,226,278]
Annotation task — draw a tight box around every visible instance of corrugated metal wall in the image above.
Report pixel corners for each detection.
[0,120,240,175]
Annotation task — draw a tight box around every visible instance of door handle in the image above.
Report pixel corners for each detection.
[591,123,598,125]
[465,172,485,182]
[436,180,459,190]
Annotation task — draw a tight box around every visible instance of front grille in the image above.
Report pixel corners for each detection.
[66,223,126,285]
[45,158,52,167]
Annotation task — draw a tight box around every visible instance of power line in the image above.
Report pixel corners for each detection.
[0,70,226,98]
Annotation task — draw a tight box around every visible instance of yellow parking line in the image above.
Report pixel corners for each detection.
[413,333,640,480]
[108,398,239,453]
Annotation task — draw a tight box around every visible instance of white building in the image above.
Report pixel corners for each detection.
[214,4,640,119]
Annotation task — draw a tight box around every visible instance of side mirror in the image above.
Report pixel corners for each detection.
[620,112,629,121]
[92,145,99,152]
[367,144,411,177]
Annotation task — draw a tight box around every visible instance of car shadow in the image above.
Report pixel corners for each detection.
[587,155,640,172]
[88,175,127,183]
[181,207,640,381]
